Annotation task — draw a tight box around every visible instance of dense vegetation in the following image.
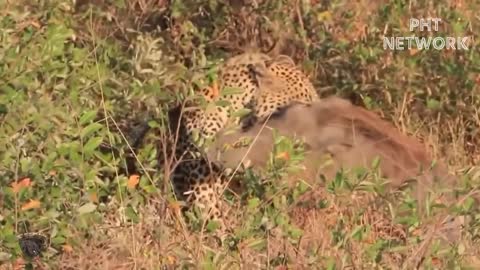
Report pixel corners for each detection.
[1,0,479,269]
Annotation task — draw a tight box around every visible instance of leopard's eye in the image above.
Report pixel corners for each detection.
[18,233,47,258]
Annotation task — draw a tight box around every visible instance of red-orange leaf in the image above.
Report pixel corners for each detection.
[409,48,419,56]
[431,256,441,266]
[11,178,32,193]
[88,192,98,203]
[275,151,290,161]
[127,174,140,189]
[62,244,73,253]
[211,80,219,99]
[169,201,182,214]
[21,199,41,211]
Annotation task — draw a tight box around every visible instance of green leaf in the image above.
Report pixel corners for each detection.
[77,203,97,214]
[140,176,157,193]
[215,100,231,108]
[147,120,160,128]
[51,236,66,245]
[289,226,304,240]
[200,251,216,270]
[246,238,266,250]
[275,214,287,226]
[247,197,260,209]
[79,110,98,125]
[350,225,365,241]
[206,219,220,232]
[83,136,103,153]
[0,104,7,115]
[462,196,475,211]
[426,98,441,110]
[125,206,139,223]
[81,122,103,138]
[326,257,336,270]
[221,86,244,96]
[371,155,381,170]
[230,108,252,118]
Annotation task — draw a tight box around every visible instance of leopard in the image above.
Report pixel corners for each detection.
[125,51,322,233]
[176,52,320,220]
[182,52,320,142]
